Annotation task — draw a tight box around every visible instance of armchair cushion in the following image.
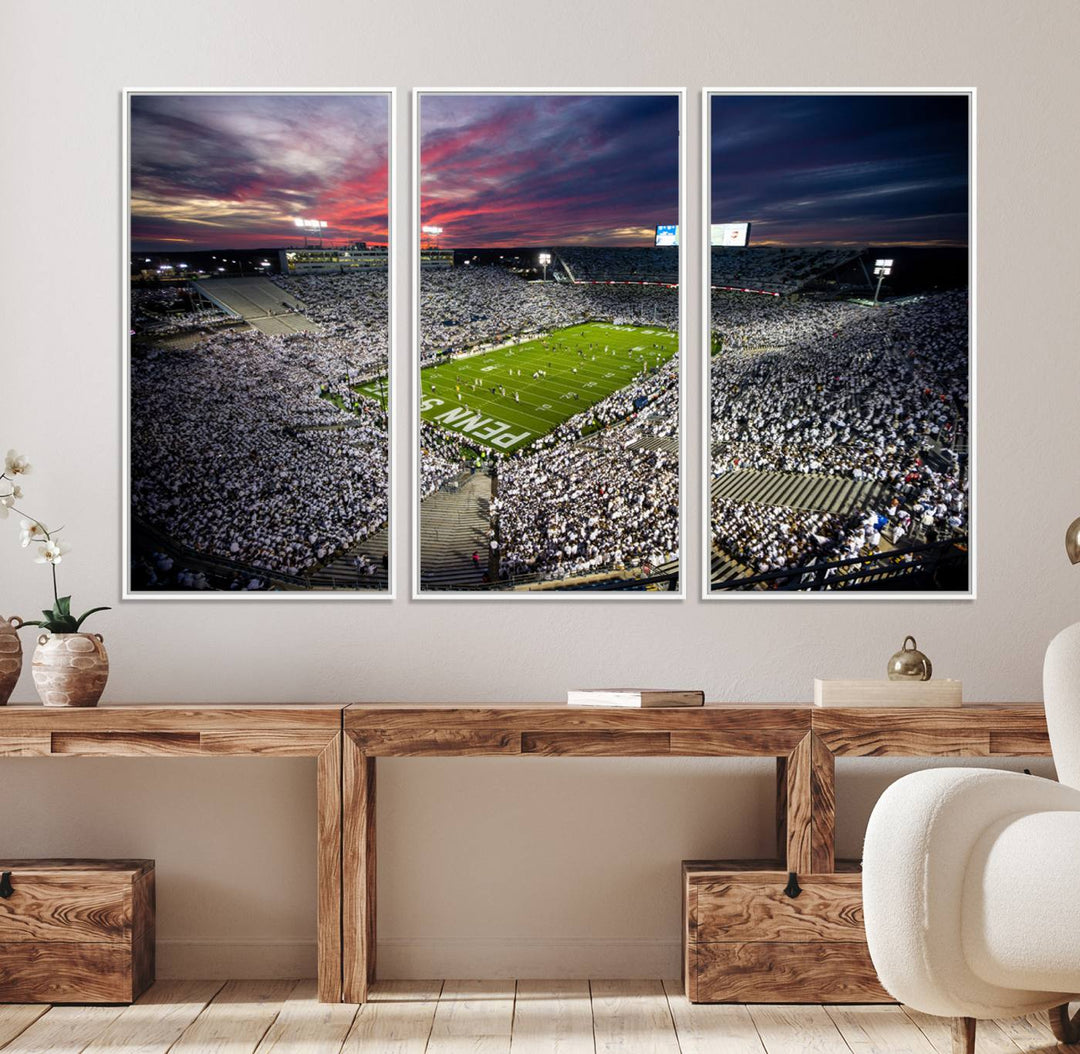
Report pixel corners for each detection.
[963,809,1080,994]
[863,767,1080,1019]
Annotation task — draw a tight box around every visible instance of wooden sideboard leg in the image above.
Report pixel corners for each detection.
[1050,1003,1080,1043]
[317,733,343,1002]
[951,1016,976,1054]
[775,754,790,864]
[780,735,812,873]
[343,732,376,1002]
[778,733,836,875]
[809,733,835,874]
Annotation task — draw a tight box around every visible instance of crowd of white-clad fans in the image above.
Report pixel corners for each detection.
[709,289,968,579]
[711,246,859,294]
[130,287,231,338]
[555,246,678,284]
[419,266,677,361]
[130,271,389,589]
[270,272,389,381]
[494,436,678,580]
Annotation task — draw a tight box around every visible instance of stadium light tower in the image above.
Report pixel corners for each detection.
[421,224,443,250]
[538,251,552,281]
[872,258,893,306]
[293,217,328,248]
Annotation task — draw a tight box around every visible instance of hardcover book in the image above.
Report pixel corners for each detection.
[567,689,705,708]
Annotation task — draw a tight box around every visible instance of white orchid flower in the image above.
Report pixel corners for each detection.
[0,482,19,519]
[35,539,70,565]
[19,518,47,547]
[4,450,31,477]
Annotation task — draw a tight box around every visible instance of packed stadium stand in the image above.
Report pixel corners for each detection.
[555,246,678,284]
[130,286,233,340]
[130,269,390,591]
[708,287,969,590]
[711,246,862,294]
[419,266,677,361]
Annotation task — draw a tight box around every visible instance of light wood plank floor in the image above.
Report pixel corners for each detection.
[0,980,1068,1053]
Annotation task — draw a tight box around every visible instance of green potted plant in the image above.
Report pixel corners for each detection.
[1,449,111,706]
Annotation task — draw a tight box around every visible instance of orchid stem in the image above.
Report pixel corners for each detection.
[52,563,58,605]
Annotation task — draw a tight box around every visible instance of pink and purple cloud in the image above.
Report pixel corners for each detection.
[420,94,679,247]
[130,93,389,251]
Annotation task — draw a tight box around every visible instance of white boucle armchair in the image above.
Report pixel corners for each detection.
[862,622,1080,1053]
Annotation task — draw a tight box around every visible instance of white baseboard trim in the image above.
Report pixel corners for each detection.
[157,936,681,980]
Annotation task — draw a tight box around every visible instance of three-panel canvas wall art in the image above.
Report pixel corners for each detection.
[123,89,971,600]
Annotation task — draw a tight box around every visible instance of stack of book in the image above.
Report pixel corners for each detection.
[566,689,705,708]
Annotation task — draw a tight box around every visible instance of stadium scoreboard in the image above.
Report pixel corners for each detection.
[655,224,678,247]
[710,222,751,247]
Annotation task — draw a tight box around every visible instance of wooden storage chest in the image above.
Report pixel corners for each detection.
[683,859,890,1004]
[0,859,154,1003]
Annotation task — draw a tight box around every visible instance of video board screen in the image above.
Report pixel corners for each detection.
[655,224,678,247]
[710,222,751,247]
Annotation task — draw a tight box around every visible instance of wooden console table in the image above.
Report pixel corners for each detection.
[341,702,1050,1003]
[0,701,1053,1005]
[0,704,346,1003]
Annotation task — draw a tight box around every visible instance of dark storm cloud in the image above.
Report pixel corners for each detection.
[130,93,389,250]
[710,94,969,246]
[420,94,679,246]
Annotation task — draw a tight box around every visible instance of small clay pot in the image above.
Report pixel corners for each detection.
[887,635,933,682]
[32,632,109,707]
[0,616,23,704]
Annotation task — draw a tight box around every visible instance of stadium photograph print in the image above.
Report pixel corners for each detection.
[125,90,394,597]
[414,89,684,597]
[705,90,972,597]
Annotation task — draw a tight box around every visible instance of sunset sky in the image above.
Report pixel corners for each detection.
[420,93,680,247]
[711,94,970,246]
[129,93,389,251]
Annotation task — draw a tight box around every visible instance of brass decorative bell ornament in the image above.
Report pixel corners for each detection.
[888,636,933,681]
[1067,516,1080,565]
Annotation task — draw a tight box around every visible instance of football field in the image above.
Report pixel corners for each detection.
[357,322,677,455]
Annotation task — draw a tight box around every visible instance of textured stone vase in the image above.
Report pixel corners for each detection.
[0,616,23,704]
[32,632,109,707]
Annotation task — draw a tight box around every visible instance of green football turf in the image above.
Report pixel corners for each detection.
[356,322,677,455]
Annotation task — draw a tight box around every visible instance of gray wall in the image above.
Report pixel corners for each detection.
[2,0,1076,977]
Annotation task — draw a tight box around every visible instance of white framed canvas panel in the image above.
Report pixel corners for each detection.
[702,88,975,600]
[412,88,686,599]
[123,88,397,599]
